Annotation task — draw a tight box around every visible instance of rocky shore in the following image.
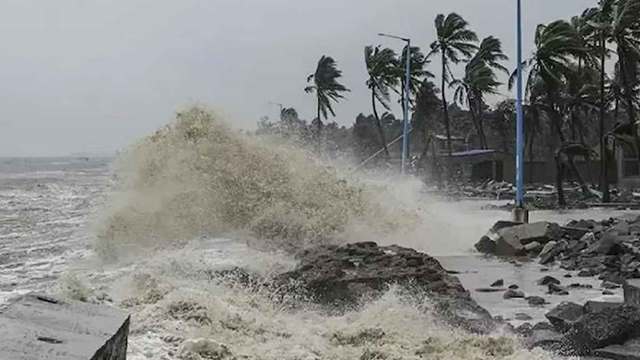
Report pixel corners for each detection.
[474,216,640,358]
[274,242,502,334]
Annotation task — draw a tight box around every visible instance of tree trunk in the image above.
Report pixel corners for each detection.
[599,32,610,202]
[550,105,590,196]
[316,97,322,132]
[467,94,487,149]
[618,47,640,162]
[441,54,453,157]
[371,89,390,158]
[476,99,488,149]
[555,153,567,207]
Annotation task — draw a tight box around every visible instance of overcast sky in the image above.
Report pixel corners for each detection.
[0,0,595,156]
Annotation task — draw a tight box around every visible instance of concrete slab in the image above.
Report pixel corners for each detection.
[0,293,129,360]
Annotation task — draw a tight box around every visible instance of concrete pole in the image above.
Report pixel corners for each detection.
[513,0,528,223]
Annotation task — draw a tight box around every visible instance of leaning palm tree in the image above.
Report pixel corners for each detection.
[428,13,478,156]
[305,56,350,132]
[586,0,616,202]
[451,36,508,149]
[509,20,590,204]
[365,46,399,157]
[610,0,640,126]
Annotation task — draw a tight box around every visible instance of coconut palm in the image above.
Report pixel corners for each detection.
[428,13,478,156]
[510,20,590,204]
[586,0,616,201]
[305,56,350,132]
[610,0,640,125]
[365,46,399,157]
[451,36,508,149]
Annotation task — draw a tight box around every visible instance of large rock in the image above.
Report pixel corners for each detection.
[478,222,562,256]
[587,232,624,255]
[546,302,584,333]
[565,305,640,354]
[277,242,497,333]
[0,293,130,360]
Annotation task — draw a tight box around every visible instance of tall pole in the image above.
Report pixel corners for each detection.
[402,40,411,175]
[378,33,411,175]
[515,0,525,208]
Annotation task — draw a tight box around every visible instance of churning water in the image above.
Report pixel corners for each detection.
[2,107,633,359]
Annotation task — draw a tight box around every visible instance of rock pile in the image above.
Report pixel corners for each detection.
[475,216,640,283]
[524,300,640,357]
[275,242,501,334]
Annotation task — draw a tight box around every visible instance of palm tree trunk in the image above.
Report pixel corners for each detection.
[466,94,482,148]
[618,49,640,161]
[441,54,452,157]
[550,104,590,196]
[316,97,322,132]
[475,98,488,149]
[599,32,610,202]
[555,153,567,207]
[371,90,390,158]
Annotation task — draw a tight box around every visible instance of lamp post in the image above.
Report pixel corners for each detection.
[513,0,528,223]
[378,33,411,175]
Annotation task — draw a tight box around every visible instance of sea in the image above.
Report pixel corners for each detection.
[0,137,636,359]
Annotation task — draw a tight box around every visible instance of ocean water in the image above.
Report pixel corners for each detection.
[1,111,636,359]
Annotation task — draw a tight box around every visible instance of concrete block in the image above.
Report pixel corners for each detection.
[0,293,129,360]
[625,279,640,306]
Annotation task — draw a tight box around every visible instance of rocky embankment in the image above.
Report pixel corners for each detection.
[274,242,501,334]
[475,216,640,358]
[475,216,640,284]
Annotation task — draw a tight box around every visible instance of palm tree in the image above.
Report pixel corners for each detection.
[428,13,478,157]
[305,56,350,132]
[510,20,590,204]
[610,0,640,126]
[365,46,399,157]
[587,0,616,202]
[451,36,508,149]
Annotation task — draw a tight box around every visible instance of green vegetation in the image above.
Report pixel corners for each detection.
[259,0,640,205]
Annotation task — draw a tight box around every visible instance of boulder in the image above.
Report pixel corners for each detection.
[474,221,521,254]
[548,283,570,295]
[537,276,561,286]
[527,296,547,307]
[503,289,525,299]
[546,302,584,333]
[490,279,504,287]
[565,305,640,354]
[584,301,623,314]
[495,222,562,256]
[538,241,557,259]
[587,232,624,255]
[276,242,497,333]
